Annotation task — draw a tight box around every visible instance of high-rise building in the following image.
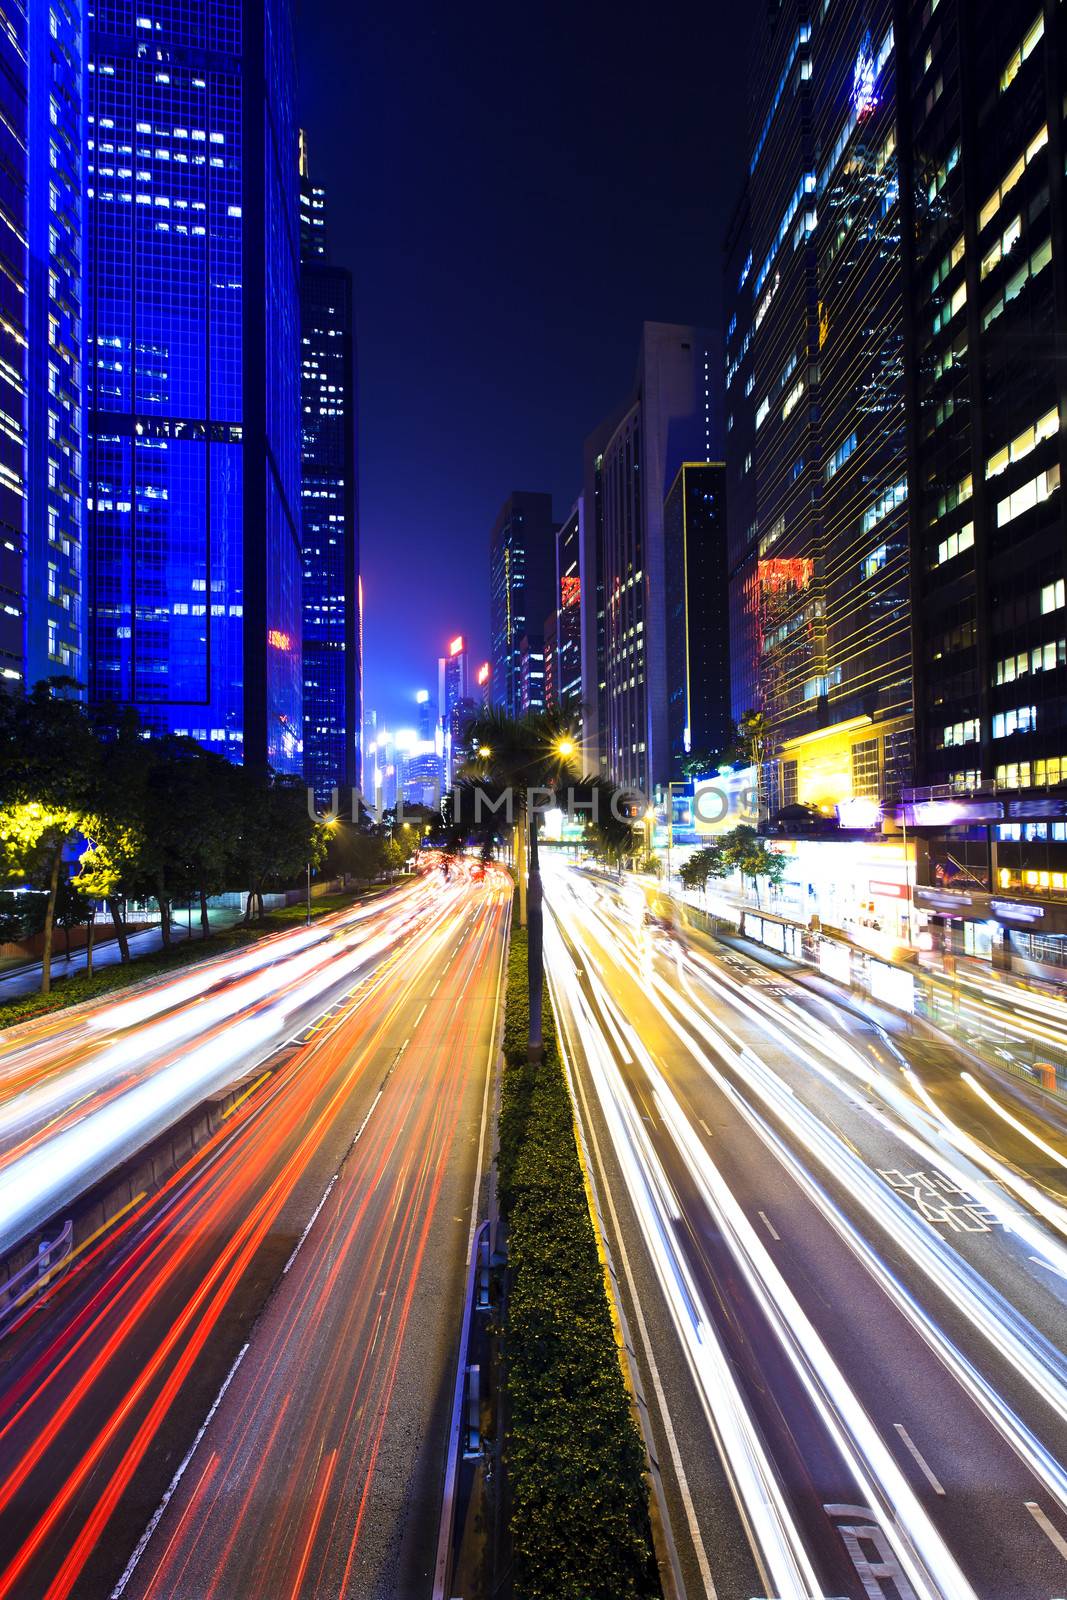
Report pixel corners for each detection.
[438,634,470,784]
[586,322,720,796]
[725,4,911,820]
[86,0,302,771]
[542,607,558,710]
[0,3,30,692]
[299,131,361,801]
[664,462,731,780]
[0,3,85,695]
[556,499,582,716]
[475,660,491,704]
[489,491,555,718]
[893,0,1067,960]
[27,1,85,691]
[517,632,546,715]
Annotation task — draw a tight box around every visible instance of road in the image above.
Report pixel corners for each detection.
[0,866,508,1600]
[543,860,1067,1600]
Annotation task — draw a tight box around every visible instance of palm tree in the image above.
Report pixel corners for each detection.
[461,706,585,1061]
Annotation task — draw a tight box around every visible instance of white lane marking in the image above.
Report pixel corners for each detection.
[698,1118,713,1138]
[1026,1500,1067,1559]
[1029,1253,1067,1284]
[110,1342,250,1597]
[893,1425,946,1496]
[757,1210,780,1241]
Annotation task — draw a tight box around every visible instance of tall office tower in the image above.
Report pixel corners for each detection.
[26,1,85,690]
[542,607,557,710]
[489,490,555,718]
[517,632,545,714]
[415,687,433,741]
[893,0,1067,959]
[86,0,302,771]
[724,188,759,729]
[438,633,468,783]
[555,499,582,716]
[0,3,29,690]
[664,462,731,781]
[299,131,361,801]
[587,322,720,797]
[725,4,911,820]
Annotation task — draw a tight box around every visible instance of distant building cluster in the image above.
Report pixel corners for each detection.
[1,0,360,798]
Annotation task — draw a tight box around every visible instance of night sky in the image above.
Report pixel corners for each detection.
[297,1,754,730]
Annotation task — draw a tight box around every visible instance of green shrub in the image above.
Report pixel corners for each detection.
[500,923,660,1599]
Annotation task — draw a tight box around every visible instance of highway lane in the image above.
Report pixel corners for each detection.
[544,861,1067,1600]
[0,867,508,1600]
[0,880,434,1255]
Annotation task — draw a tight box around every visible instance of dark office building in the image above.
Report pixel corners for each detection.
[895,0,1067,962]
[0,3,28,690]
[86,0,302,771]
[664,463,731,781]
[489,491,555,719]
[724,187,759,729]
[726,3,912,818]
[542,607,558,710]
[299,132,361,800]
[556,499,583,716]
[585,322,720,796]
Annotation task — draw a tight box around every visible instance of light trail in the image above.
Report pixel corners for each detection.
[0,870,509,1600]
[544,862,1067,1596]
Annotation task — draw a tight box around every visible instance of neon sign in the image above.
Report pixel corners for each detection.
[449,635,464,656]
[267,628,291,650]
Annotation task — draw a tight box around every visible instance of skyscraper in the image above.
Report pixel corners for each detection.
[587,322,720,795]
[0,2,85,695]
[438,633,468,783]
[489,490,555,719]
[555,499,582,715]
[27,0,85,691]
[299,131,361,801]
[0,3,30,692]
[725,4,911,820]
[664,462,731,780]
[893,0,1067,961]
[86,0,302,771]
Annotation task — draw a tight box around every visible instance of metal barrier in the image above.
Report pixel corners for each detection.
[0,1219,73,1328]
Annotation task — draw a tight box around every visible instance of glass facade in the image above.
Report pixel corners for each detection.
[595,322,718,794]
[0,2,28,690]
[26,0,85,691]
[488,490,554,719]
[726,3,913,816]
[299,133,360,802]
[86,0,301,769]
[664,462,731,781]
[555,499,582,713]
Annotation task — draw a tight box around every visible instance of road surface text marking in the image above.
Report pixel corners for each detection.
[879,1168,1002,1232]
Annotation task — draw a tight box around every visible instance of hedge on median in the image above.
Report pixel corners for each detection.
[499,923,661,1599]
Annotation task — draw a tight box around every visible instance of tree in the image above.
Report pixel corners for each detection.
[228,770,327,921]
[54,867,92,964]
[719,825,786,908]
[0,679,101,993]
[74,709,155,963]
[678,844,731,902]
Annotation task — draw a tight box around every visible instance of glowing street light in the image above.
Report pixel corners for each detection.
[554,735,577,761]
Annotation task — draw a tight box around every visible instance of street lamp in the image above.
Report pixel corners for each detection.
[554,735,577,761]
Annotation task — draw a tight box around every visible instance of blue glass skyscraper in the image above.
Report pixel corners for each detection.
[86,0,302,770]
[299,132,361,801]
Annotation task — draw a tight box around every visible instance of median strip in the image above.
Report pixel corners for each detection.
[497,922,661,1599]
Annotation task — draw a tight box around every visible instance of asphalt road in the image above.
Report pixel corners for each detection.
[0,867,508,1600]
[544,861,1067,1600]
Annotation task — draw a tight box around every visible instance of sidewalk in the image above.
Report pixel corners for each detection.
[0,907,244,1001]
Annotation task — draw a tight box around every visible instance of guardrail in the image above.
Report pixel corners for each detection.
[0,1219,72,1330]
